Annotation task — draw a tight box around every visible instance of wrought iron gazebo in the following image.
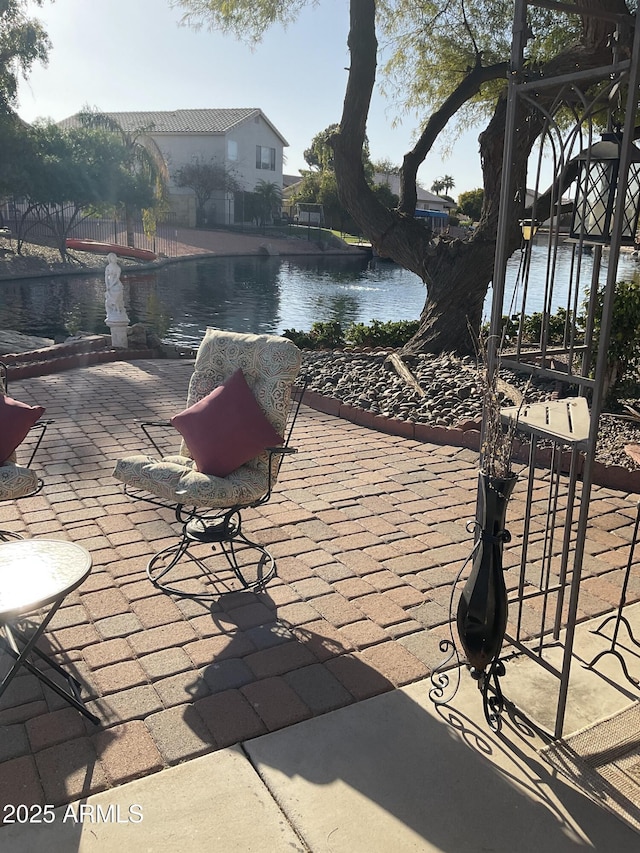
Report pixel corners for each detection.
[434,0,640,739]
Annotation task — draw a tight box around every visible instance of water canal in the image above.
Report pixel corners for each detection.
[1,243,638,348]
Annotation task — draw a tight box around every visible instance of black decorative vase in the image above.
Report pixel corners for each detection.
[456,471,517,674]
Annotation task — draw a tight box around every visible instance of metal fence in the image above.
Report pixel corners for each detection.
[0,203,179,258]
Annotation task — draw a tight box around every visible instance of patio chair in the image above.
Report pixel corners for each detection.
[0,361,49,540]
[113,329,303,597]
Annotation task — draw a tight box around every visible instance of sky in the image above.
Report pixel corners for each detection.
[16,0,485,197]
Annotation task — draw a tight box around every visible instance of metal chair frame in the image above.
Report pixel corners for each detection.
[124,379,307,598]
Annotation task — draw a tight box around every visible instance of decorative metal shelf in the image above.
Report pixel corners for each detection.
[501,397,591,447]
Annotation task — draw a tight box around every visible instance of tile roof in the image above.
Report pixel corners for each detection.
[58,109,288,144]
[102,109,260,133]
[373,173,446,206]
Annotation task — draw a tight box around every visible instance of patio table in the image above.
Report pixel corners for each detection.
[0,538,99,724]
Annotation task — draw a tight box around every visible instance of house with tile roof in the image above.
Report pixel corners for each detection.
[283,171,451,221]
[371,173,451,213]
[59,108,288,227]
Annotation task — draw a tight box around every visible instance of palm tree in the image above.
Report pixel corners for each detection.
[254,180,282,226]
[441,174,455,195]
[78,109,168,247]
[431,179,445,196]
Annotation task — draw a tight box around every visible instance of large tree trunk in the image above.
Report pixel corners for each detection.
[403,85,537,356]
[333,0,631,357]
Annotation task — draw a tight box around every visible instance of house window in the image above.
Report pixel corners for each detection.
[256,145,276,171]
[227,140,238,161]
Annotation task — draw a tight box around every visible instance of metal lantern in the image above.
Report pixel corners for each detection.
[570,132,640,245]
[519,219,540,242]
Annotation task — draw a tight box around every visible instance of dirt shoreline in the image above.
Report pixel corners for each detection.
[0,227,370,281]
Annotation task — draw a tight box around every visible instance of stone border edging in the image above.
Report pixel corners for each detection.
[300,389,640,495]
[4,345,158,381]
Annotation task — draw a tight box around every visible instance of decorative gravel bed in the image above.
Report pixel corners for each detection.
[301,349,640,471]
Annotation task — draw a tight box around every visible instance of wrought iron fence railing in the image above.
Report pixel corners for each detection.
[0,203,179,258]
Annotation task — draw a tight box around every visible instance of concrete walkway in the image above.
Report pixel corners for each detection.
[4,666,640,851]
[1,359,640,848]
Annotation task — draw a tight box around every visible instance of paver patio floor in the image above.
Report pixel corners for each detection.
[0,359,638,811]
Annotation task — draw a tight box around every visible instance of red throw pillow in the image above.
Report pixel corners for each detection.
[171,369,283,477]
[0,395,45,464]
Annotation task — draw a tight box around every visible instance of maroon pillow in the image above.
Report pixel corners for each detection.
[171,369,283,477]
[0,395,45,464]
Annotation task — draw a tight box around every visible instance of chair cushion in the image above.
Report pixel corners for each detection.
[113,454,270,508]
[170,368,283,477]
[0,395,45,464]
[0,461,40,499]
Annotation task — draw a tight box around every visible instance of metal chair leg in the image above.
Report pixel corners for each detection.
[146,513,276,598]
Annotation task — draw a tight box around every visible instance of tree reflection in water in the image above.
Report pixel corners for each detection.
[3,246,635,346]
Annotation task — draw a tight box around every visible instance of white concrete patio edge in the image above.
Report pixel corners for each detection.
[4,668,640,852]
[0,745,306,853]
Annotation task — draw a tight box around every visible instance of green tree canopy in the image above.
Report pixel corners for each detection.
[77,108,169,246]
[175,0,631,355]
[293,169,348,231]
[14,122,159,259]
[253,179,282,225]
[173,0,310,45]
[441,174,455,194]
[457,188,484,221]
[0,0,50,115]
[174,158,240,226]
[295,124,399,231]
[0,112,33,199]
[371,158,401,177]
[304,123,339,171]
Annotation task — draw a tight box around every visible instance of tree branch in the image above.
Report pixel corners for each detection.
[400,60,509,214]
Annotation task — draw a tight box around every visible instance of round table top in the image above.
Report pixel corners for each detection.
[0,538,92,618]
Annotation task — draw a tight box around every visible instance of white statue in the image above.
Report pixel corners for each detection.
[104,253,129,348]
[104,253,129,324]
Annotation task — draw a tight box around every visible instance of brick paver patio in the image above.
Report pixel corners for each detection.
[0,359,638,810]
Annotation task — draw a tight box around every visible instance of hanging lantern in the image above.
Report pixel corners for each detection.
[569,132,640,246]
[519,219,540,242]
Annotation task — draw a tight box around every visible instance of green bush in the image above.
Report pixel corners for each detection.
[282,318,419,350]
[483,308,578,346]
[283,321,345,349]
[591,277,640,401]
[345,319,419,348]
[520,308,575,344]
[480,281,640,402]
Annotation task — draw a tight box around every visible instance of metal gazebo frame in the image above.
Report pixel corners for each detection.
[484,0,640,739]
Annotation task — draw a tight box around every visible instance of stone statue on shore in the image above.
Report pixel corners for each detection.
[104,253,129,348]
[105,253,129,323]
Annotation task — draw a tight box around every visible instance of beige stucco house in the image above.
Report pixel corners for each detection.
[372,173,451,213]
[60,108,288,227]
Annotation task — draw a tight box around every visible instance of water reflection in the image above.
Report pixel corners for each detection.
[0,276,106,340]
[125,256,283,342]
[0,247,638,348]
[499,241,640,318]
[0,254,427,348]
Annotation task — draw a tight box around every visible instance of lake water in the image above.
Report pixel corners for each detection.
[1,244,638,348]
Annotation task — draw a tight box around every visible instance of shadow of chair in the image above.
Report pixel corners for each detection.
[0,361,50,541]
[113,328,303,598]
